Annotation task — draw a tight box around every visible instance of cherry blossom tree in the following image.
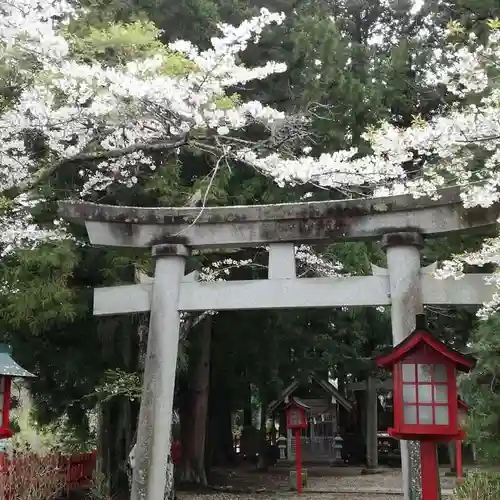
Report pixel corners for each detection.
[326,21,500,317]
[2,0,291,248]
[1,0,420,256]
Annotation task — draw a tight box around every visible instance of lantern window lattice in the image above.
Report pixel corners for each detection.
[289,408,302,427]
[401,363,453,426]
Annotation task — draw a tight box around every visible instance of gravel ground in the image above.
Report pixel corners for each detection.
[178,467,458,500]
[187,464,458,499]
[306,467,456,492]
[178,493,404,500]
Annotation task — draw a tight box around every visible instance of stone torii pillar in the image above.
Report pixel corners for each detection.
[131,243,188,500]
[383,232,424,500]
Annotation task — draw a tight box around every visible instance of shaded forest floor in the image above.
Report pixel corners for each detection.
[195,464,458,493]
[62,463,479,499]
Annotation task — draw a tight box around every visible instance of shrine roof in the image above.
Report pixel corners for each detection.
[58,187,499,248]
[267,375,352,414]
[376,328,475,373]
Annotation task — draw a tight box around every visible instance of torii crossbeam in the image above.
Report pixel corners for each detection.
[59,187,500,500]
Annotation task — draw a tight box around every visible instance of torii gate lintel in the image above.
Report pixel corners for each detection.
[59,186,500,249]
[92,265,495,317]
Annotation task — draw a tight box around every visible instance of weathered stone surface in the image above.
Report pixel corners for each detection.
[58,187,499,248]
[93,273,496,316]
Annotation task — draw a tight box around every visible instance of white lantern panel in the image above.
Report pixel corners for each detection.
[404,405,417,424]
[403,385,417,403]
[417,364,432,382]
[435,406,449,425]
[418,405,433,424]
[433,364,447,382]
[418,384,433,403]
[402,364,416,382]
[434,385,448,404]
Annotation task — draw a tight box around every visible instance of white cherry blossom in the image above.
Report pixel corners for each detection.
[0,0,291,250]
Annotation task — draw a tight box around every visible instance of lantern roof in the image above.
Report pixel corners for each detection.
[285,396,311,411]
[458,397,469,413]
[0,345,35,378]
[376,316,475,373]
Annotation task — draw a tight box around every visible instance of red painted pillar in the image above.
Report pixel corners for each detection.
[294,429,303,494]
[420,440,439,500]
[456,440,463,483]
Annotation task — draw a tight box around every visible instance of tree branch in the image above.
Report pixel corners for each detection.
[67,135,189,163]
[3,136,190,200]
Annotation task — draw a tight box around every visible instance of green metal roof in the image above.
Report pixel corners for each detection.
[0,345,35,378]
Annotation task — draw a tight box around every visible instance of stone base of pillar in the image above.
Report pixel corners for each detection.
[289,469,308,490]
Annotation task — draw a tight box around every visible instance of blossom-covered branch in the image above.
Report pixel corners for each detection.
[332,20,500,317]
[0,0,410,252]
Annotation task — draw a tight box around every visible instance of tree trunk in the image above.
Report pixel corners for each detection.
[98,397,137,500]
[180,317,212,485]
[206,320,235,471]
[337,369,347,433]
[240,383,257,458]
[207,368,235,468]
[97,315,140,500]
[256,400,268,471]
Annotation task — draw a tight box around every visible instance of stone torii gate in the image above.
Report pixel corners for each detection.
[59,187,499,500]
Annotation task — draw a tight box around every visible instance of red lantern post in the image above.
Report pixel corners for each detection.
[285,398,309,494]
[376,315,475,500]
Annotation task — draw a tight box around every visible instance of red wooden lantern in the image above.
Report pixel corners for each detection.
[285,398,308,430]
[376,315,475,500]
[285,398,309,494]
[0,344,35,439]
[376,318,474,441]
